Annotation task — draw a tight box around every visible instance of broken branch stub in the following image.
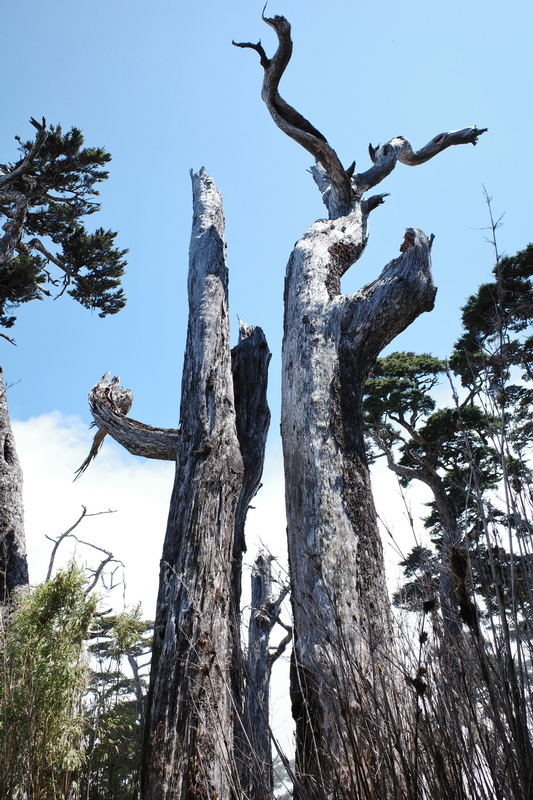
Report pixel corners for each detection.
[85,372,179,467]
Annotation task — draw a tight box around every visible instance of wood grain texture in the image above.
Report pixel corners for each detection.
[0,367,28,610]
[140,170,270,800]
[234,15,485,795]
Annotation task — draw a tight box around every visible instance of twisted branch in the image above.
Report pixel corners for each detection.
[0,117,48,189]
[234,15,353,213]
[79,373,179,475]
[235,16,487,219]
[355,128,488,194]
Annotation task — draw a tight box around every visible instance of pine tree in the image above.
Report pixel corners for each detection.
[0,118,127,333]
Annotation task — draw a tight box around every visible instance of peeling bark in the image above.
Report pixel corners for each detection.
[0,368,28,614]
[237,14,486,798]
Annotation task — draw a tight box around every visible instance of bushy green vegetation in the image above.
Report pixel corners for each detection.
[0,565,96,799]
[0,565,150,800]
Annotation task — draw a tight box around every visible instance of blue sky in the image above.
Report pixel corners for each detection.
[3,0,532,425]
[2,0,532,612]
[4,0,531,752]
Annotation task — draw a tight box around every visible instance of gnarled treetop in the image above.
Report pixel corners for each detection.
[234,14,487,219]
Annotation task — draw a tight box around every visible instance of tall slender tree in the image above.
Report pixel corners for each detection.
[86,170,271,799]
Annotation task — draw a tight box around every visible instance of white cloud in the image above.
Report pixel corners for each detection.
[13,412,174,618]
[11,412,430,757]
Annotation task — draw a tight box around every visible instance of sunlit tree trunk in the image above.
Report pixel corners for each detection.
[86,170,270,800]
[236,13,486,798]
[0,367,28,618]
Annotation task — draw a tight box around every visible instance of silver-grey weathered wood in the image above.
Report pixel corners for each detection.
[140,169,245,800]
[0,367,28,614]
[84,171,271,799]
[237,14,486,799]
[86,373,179,464]
[246,553,291,800]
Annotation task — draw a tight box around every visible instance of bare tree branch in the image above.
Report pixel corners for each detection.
[82,540,123,594]
[267,619,292,668]
[45,506,117,580]
[234,15,353,214]
[355,127,487,195]
[23,237,93,290]
[0,117,48,189]
[0,331,16,345]
[86,373,179,464]
[236,17,486,221]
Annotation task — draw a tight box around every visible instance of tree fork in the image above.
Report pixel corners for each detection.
[237,13,486,798]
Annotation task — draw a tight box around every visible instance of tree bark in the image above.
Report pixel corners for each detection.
[230,322,271,792]
[85,209,268,800]
[85,170,270,799]
[138,169,243,800]
[246,553,291,800]
[0,367,28,616]
[236,14,486,798]
[283,225,435,799]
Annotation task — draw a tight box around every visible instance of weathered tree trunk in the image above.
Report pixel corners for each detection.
[86,170,270,800]
[283,224,435,799]
[230,324,271,792]
[246,553,291,800]
[141,169,243,800]
[236,14,486,798]
[0,367,28,617]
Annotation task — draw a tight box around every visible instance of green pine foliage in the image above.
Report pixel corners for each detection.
[364,244,533,627]
[451,243,533,455]
[0,121,127,329]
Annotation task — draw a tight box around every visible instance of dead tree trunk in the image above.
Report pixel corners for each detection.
[0,367,28,617]
[141,169,244,800]
[86,170,270,800]
[236,14,486,799]
[231,324,271,791]
[246,553,291,800]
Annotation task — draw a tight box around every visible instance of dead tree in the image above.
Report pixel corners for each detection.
[236,14,486,799]
[86,169,270,800]
[0,367,28,618]
[246,553,291,800]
